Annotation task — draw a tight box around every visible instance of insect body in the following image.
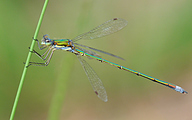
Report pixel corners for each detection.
[29,18,187,102]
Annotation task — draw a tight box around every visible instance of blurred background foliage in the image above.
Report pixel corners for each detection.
[0,0,192,120]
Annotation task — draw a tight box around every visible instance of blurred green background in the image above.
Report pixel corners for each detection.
[1,0,192,120]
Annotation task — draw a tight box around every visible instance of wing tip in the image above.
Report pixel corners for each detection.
[95,91,108,102]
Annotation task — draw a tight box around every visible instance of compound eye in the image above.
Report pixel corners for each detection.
[46,40,50,43]
[43,34,49,39]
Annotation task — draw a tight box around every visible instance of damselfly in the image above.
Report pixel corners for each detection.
[29,18,187,102]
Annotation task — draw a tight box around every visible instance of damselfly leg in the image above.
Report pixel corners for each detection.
[27,39,56,67]
[28,48,56,66]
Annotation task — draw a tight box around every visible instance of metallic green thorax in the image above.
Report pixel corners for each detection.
[52,39,69,46]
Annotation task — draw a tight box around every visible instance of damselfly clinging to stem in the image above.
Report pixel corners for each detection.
[28,18,187,102]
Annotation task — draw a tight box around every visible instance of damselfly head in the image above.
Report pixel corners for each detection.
[41,34,52,46]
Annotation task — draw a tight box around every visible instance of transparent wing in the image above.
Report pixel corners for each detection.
[75,46,101,58]
[72,18,128,42]
[74,43,125,60]
[77,55,108,102]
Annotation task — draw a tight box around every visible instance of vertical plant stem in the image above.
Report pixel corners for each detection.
[47,8,93,119]
[47,54,74,120]
[9,0,49,120]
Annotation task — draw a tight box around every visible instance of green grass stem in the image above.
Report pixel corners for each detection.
[47,54,74,120]
[9,0,49,119]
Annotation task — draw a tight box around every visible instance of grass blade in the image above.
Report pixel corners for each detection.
[9,0,49,119]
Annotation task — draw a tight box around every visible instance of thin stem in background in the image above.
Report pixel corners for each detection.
[47,54,75,120]
[9,0,49,120]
